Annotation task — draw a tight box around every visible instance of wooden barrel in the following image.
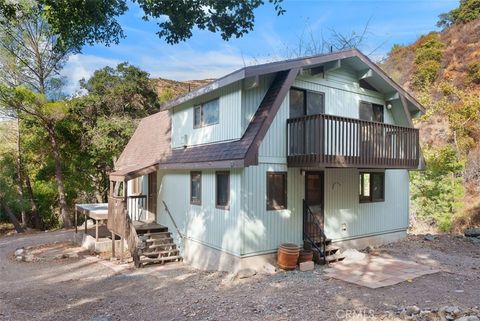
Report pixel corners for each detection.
[298,249,313,264]
[277,243,300,270]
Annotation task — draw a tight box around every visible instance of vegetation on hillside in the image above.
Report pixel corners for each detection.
[383,0,480,231]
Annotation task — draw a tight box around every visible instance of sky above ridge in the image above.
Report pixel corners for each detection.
[62,0,459,94]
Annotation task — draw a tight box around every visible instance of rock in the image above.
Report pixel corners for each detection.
[424,234,437,241]
[299,261,314,272]
[455,317,480,321]
[468,238,480,245]
[406,305,421,316]
[262,263,276,274]
[22,254,34,262]
[14,248,25,256]
[342,249,366,262]
[15,256,23,262]
[464,228,480,238]
[236,268,256,279]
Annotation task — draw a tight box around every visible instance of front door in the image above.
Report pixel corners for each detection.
[147,172,157,221]
[305,171,324,228]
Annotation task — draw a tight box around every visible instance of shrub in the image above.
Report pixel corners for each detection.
[437,0,480,29]
[410,146,465,232]
[467,61,480,84]
[412,60,441,89]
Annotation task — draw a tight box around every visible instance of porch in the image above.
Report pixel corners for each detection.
[286,113,420,169]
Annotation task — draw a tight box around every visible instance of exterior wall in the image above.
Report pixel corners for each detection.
[240,164,304,256]
[241,74,274,134]
[156,169,243,261]
[324,168,410,242]
[171,82,242,148]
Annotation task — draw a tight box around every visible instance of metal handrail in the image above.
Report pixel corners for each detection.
[162,200,184,239]
[303,199,327,264]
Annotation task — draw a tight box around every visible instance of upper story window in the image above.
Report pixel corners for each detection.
[289,88,325,119]
[194,98,219,128]
[359,172,385,203]
[359,101,384,122]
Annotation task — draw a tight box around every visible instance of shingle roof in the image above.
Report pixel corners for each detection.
[111,111,171,180]
[110,68,299,180]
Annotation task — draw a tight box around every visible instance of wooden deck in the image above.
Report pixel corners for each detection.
[287,113,420,169]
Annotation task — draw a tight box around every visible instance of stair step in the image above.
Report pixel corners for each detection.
[141,249,179,257]
[139,255,182,264]
[145,238,174,244]
[326,252,345,263]
[141,231,171,238]
[325,245,340,253]
[145,242,176,248]
[325,238,332,246]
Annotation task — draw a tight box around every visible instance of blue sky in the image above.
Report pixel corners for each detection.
[62,0,459,93]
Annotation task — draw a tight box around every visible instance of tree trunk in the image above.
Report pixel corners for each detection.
[16,118,41,229]
[2,203,25,233]
[15,118,26,227]
[47,126,71,228]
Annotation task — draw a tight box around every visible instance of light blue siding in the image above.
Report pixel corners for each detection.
[156,169,243,256]
[324,169,410,241]
[171,82,242,148]
[240,164,303,255]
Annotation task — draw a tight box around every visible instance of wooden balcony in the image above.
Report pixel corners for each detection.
[287,114,420,169]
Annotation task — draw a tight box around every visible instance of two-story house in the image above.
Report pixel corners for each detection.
[107,49,424,271]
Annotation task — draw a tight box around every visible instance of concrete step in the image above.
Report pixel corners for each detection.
[139,255,182,265]
[141,249,180,257]
[326,252,345,263]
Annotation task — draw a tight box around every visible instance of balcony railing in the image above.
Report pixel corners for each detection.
[127,195,147,221]
[287,114,420,169]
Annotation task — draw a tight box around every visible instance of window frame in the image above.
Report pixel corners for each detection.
[359,101,384,123]
[289,87,325,119]
[193,98,220,128]
[359,171,385,203]
[190,171,202,205]
[215,171,230,210]
[266,172,288,211]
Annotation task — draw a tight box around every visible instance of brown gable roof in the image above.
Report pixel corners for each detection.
[160,68,299,169]
[110,68,298,180]
[110,111,171,180]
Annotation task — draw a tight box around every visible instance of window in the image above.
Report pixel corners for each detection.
[359,101,384,122]
[267,172,287,210]
[190,171,201,205]
[289,88,324,118]
[216,171,230,209]
[359,172,385,203]
[193,98,219,128]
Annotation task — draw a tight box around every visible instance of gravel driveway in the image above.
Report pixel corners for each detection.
[0,231,479,321]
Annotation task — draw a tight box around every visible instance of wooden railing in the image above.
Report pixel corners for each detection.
[287,114,420,168]
[127,195,147,222]
[107,196,140,265]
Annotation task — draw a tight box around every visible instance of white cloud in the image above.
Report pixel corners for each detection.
[61,54,121,94]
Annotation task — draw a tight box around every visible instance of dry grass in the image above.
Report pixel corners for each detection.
[0,222,15,236]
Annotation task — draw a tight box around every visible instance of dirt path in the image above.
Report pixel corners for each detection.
[0,232,479,321]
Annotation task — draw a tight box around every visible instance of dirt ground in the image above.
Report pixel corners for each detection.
[0,231,479,321]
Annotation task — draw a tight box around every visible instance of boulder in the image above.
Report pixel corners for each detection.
[236,268,257,279]
[14,248,25,256]
[424,234,437,241]
[464,228,480,238]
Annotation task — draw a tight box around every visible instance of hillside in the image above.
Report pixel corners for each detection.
[153,77,213,103]
[382,15,480,230]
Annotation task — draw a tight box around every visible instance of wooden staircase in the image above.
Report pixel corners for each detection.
[134,223,182,268]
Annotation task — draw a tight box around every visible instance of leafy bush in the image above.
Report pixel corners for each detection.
[467,61,480,84]
[411,147,465,231]
[437,0,480,29]
[411,34,444,90]
[412,60,441,89]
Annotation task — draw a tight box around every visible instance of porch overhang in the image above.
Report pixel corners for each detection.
[109,164,159,181]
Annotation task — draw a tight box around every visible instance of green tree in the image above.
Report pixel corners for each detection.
[411,147,465,231]
[437,0,480,29]
[0,0,285,46]
[70,63,159,202]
